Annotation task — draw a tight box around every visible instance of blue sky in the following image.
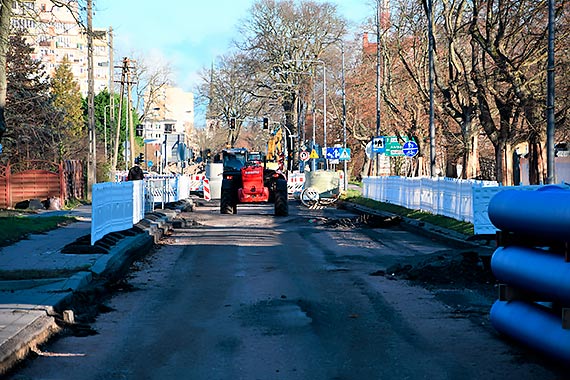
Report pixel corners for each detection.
[94,0,375,124]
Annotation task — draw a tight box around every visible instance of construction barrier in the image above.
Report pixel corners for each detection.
[288,171,305,195]
[489,185,570,363]
[203,178,211,201]
[189,174,207,192]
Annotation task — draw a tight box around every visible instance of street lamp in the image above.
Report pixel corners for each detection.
[341,42,348,191]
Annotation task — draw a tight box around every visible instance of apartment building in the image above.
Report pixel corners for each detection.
[143,86,196,171]
[10,0,110,96]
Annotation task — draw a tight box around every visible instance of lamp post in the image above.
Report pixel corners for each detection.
[341,42,348,191]
[427,0,436,177]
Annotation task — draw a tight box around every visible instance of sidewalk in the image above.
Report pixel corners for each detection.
[0,204,178,375]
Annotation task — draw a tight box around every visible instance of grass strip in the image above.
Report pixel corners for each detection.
[341,192,474,236]
[0,267,89,281]
[0,215,76,247]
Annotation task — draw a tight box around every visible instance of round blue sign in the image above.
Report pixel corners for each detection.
[402,141,419,157]
[147,160,154,167]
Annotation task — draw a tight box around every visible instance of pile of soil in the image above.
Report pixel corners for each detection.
[382,250,497,295]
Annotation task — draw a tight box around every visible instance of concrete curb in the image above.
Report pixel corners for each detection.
[0,308,60,375]
[0,208,178,375]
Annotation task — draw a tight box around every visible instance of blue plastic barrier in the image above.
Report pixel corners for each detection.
[488,185,570,241]
[489,185,570,364]
[492,246,570,304]
[491,300,570,362]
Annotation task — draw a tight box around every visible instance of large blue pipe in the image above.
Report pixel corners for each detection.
[492,246,570,304]
[491,300,570,362]
[488,185,570,241]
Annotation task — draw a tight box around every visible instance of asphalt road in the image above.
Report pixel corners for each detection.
[6,201,563,380]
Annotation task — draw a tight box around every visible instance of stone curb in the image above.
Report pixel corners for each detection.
[0,208,179,375]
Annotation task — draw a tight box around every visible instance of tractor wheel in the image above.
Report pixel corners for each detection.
[274,189,289,216]
[220,190,235,214]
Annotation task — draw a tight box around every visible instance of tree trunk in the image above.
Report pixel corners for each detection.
[463,133,480,179]
[528,135,546,185]
[0,0,14,143]
[495,139,514,185]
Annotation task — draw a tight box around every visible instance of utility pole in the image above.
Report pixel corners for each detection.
[546,0,556,184]
[112,58,126,170]
[375,0,382,176]
[127,66,134,168]
[108,27,114,160]
[112,57,136,170]
[341,42,348,191]
[427,0,436,177]
[86,0,96,198]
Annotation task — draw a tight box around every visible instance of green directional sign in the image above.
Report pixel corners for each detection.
[383,136,415,157]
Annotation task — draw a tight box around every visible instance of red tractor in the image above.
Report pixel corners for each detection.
[220,148,288,216]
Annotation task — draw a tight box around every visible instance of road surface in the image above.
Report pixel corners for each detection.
[7,201,563,379]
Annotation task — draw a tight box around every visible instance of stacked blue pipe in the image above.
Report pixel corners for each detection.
[488,185,570,363]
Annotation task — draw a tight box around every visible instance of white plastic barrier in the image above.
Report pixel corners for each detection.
[472,185,542,235]
[288,171,305,194]
[363,176,499,229]
[178,175,191,200]
[206,163,224,199]
[91,180,144,245]
[362,176,564,235]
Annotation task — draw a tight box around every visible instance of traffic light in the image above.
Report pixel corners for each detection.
[135,124,144,137]
[229,117,236,130]
[135,152,144,165]
[262,117,269,130]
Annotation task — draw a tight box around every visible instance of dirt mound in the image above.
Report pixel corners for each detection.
[379,250,496,291]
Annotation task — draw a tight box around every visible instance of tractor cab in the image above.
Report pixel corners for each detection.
[222,148,248,172]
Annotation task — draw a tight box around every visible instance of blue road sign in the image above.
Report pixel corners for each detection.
[339,148,351,161]
[372,136,385,153]
[326,147,341,160]
[147,160,154,167]
[402,141,419,157]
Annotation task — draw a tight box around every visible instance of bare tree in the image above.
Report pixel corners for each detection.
[130,53,172,121]
[237,0,347,159]
[198,52,263,148]
[469,0,556,184]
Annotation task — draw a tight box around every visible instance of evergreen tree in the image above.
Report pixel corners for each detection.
[51,55,86,160]
[4,29,60,164]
